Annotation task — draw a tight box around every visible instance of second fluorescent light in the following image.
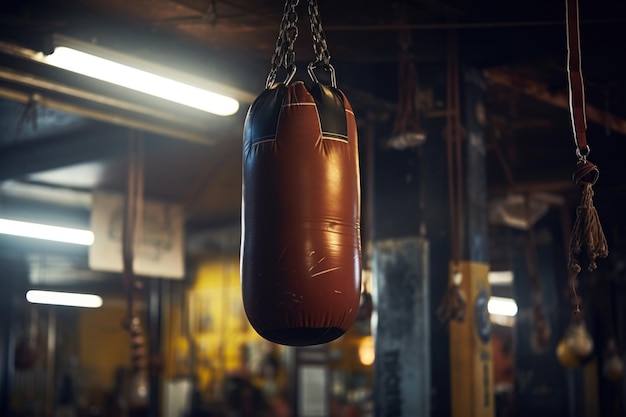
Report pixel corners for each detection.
[43,45,239,116]
[26,290,103,308]
[488,296,518,317]
[0,218,94,245]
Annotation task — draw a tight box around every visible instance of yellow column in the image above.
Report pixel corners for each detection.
[449,261,494,417]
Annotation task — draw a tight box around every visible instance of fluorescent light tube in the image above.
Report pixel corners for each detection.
[488,296,518,317]
[43,46,239,116]
[26,290,103,308]
[0,218,94,245]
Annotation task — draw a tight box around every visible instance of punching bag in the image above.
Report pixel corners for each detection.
[241,79,361,345]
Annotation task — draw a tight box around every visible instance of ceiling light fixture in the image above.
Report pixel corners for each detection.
[0,218,94,245]
[26,290,103,308]
[41,35,240,116]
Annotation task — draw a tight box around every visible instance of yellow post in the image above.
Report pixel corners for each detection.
[449,261,494,417]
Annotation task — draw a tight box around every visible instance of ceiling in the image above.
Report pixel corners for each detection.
[1,0,626,292]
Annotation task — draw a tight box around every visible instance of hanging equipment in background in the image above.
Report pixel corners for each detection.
[603,339,624,381]
[121,131,150,410]
[241,0,361,346]
[598,278,624,381]
[565,0,608,312]
[386,6,427,150]
[436,29,467,324]
[556,0,604,369]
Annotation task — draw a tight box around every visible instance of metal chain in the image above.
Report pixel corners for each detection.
[306,0,336,87]
[266,0,336,88]
[265,0,300,89]
[307,0,330,65]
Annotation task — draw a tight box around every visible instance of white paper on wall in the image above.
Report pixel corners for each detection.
[89,191,185,279]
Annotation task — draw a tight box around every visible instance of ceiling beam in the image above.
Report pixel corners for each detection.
[0,127,174,181]
[0,86,215,145]
[483,67,626,136]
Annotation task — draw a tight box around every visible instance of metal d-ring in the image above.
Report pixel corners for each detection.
[575,145,590,162]
[307,61,336,88]
[283,63,297,85]
[265,63,297,89]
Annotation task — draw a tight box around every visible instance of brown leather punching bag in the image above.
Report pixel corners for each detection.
[242,77,361,346]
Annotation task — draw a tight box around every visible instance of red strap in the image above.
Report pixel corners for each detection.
[566,0,588,153]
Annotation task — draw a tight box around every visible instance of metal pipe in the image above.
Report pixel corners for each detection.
[45,307,56,417]
[167,18,626,34]
[323,18,626,32]
[0,86,215,145]
[0,66,209,132]
[148,279,164,417]
[0,40,38,61]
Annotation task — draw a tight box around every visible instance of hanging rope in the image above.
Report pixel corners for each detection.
[387,7,426,150]
[436,29,467,324]
[393,29,419,137]
[524,196,551,351]
[122,131,147,375]
[565,0,608,314]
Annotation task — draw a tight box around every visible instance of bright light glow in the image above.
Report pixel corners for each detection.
[26,290,103,308]
[488,296,518,317]
[0,218,94,245]
[490,314,515,327]
[358,336,375,366]
[44,46,239,116]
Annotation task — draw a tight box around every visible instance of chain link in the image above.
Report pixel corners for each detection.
[307,0,330,65]
[306,0,336,87]
[266,0,300,89]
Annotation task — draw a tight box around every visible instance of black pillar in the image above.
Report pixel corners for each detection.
[372,58,451,417]
[445,67,493,417]
[0,257,28,416]
[0,262,13,416]
[509,209,582,415]
[370,55,492,416]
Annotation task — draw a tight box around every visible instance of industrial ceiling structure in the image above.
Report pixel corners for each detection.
[1,0,626,294]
